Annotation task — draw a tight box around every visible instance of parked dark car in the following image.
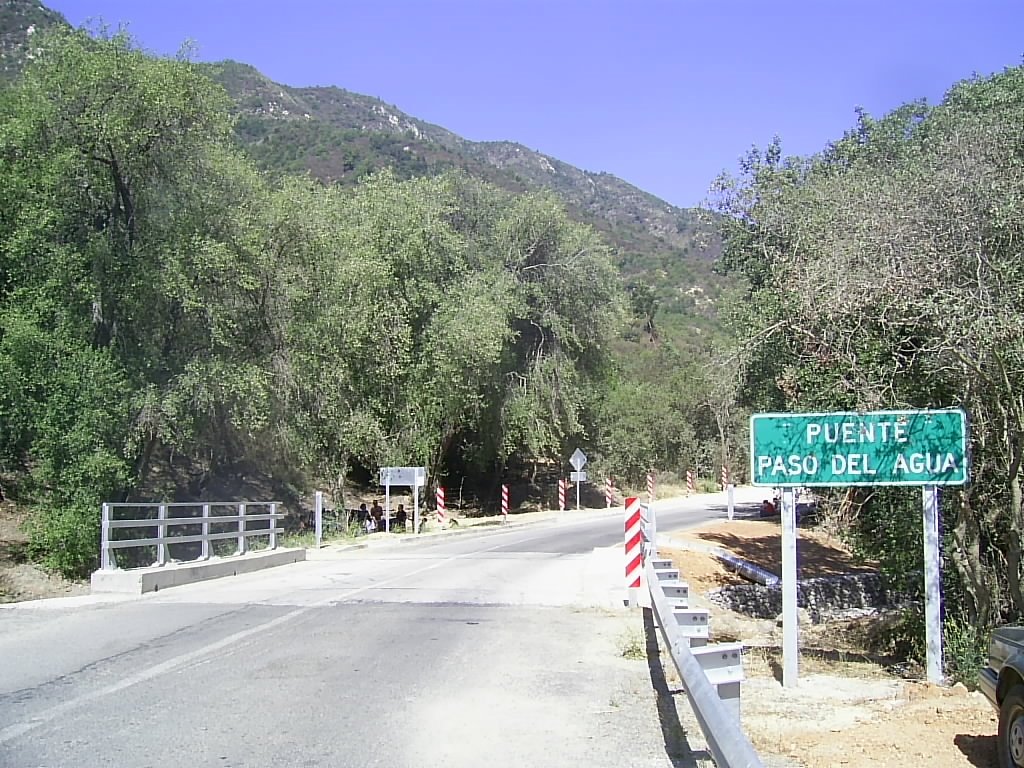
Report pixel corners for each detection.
[980,626,1024,767]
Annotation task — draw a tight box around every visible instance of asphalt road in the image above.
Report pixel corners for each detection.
[0,489,763,768]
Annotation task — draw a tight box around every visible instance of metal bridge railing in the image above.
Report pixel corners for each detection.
[641,503,764,768]
[100,501,284,570]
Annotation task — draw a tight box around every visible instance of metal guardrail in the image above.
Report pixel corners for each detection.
[641,503,764,768]
[100,501,284,570]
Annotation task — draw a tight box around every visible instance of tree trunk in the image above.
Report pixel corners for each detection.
[1008,470,1024,617]
[949,494,991,627]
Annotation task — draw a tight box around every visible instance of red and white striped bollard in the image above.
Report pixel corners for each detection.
[686,470,695,494]
[721,465,730,491]
[436,486,446,527]
[558,478,566,512]
[647,472,655,505]
[501,484,509,523]
[624,497,643,606]
[605,477,614,508]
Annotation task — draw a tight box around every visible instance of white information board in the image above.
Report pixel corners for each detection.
[379,467,427,487]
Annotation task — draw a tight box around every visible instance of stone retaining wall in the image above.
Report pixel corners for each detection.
[707,572,905,623]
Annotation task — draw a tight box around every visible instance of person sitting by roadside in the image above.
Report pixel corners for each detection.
[760,498,777,517]
[395,504,407,531]
[370,500,383,529]
[357,503,369,524]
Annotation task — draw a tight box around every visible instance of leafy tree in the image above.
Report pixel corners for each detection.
[0,22,712,579]
[0,27,280,574]
[712,65,1024,652]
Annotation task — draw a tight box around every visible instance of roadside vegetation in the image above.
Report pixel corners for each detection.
[0,27,733,580]
[711,65,1024,677]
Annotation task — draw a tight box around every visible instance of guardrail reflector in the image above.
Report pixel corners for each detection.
[692,643,745,686]
[673,608,710,639]
[661,582,690,605]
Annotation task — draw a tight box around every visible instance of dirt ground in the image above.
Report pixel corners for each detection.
[662,517,997,768]
[0,502,88,603]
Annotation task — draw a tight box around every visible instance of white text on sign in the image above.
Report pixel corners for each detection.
[805,421,908,444]
[757,452,959,478]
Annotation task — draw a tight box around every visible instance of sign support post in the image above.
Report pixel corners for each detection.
[923,485,943,683]
[781,487,798,687]
[413,482,420,535]
[384,480,391,533]
[727,483,735,521]
[314,490,323,549]
[569,448,587,512]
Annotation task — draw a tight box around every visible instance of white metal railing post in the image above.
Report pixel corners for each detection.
[269,502,278,550]
[201,504,211,560]
[237,503,248,555]
[101,503,112,570]
[649,501,657,557]
[156,504,168,566]
[314,491,323,548]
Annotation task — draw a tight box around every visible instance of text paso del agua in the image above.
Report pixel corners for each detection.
[758,451,960,478]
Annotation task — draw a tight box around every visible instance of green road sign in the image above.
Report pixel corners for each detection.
[750,409,968,487]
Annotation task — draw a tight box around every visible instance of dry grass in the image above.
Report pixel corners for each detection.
[618,626,647,660]
[662,518,879,597]
[743,644,897,680]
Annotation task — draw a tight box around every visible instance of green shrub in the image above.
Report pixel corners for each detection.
[944,613,987,688]
[871,606,926,664]
[696,478,721,493]
[27,500,101,578]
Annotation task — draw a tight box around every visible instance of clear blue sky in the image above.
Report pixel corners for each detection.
[46,0,1024,208]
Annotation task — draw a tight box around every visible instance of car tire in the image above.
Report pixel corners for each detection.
[1000,684,1024,768]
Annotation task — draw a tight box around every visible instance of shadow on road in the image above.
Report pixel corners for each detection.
[642,607,712,768]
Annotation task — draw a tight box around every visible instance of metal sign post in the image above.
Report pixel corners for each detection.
[646,500,657,556]
[750,408,968,687]
[727,484,735,521]
[923,485,942,683]
[384,480,391,533]
[414,483,420,534]
[781,488,798,687]
[569,448,587,511]
[314,491,323,548]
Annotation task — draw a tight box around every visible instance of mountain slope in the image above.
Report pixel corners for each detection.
[0,2,727,330]
[203,60,726,324]
[0,0,64,81]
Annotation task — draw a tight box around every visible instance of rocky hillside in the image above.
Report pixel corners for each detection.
[207,59,707,248]
[0,0,64,81]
